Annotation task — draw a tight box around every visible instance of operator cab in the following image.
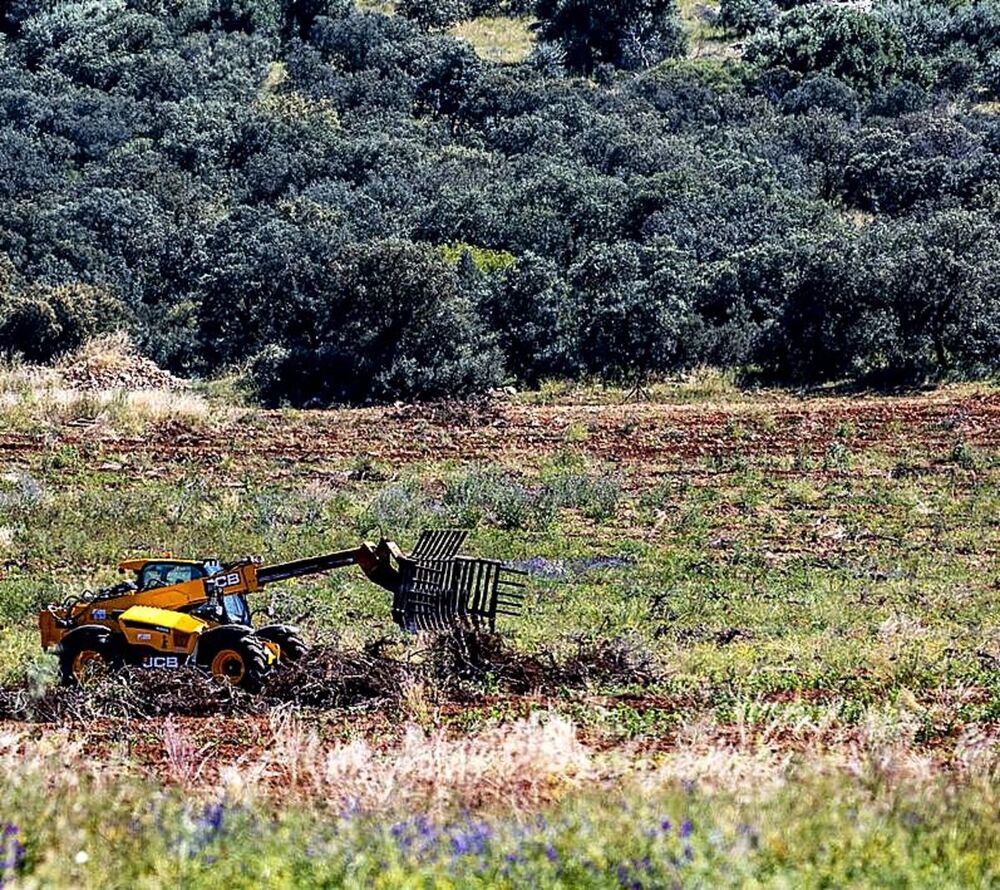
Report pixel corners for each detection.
[200,558,252,625]
[220,593,251,625]
[119,558,253,626]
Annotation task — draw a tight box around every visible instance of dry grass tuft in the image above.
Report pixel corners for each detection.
[0,334,212,433]
[220,712,593,813]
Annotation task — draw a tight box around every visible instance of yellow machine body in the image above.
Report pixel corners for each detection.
[38,560,266,651]
[117,606,206,655]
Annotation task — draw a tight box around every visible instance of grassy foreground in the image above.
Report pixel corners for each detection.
[4,730,1000,889]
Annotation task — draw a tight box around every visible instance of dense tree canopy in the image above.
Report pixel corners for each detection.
[0,0,997,403]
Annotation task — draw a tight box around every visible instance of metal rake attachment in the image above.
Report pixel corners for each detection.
[392,529,528,632]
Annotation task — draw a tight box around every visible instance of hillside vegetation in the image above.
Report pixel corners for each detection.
[0,0,998,404]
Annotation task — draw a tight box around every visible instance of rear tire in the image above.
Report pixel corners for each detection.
[56,626,120,686]
[255,625,309,662]
[198,633,269,693]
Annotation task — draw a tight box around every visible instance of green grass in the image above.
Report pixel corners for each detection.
[520,369,744,405]
[5,762,1000,888]
[677,0,731,56]
[356,0,395,13]
[450,15,536,64]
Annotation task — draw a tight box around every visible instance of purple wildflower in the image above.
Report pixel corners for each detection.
[200,803,224,836]
[500,851,524,878]
[0,824,26,879]
[679,820,693,839]
[450,822,490,857]
[390,822,413,852]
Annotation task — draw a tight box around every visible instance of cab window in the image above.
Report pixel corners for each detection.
[139,562,207,590]
[223,593,252,626]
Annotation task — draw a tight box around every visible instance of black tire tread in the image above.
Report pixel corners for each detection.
[255,626,309,662]
[55,626,116,687]
[200,632,270,694]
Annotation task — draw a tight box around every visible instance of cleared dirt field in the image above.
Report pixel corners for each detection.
[3,388,998,468]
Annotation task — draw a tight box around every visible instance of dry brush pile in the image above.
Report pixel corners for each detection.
[0,629,660,722]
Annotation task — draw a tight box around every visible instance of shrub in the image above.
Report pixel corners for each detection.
[720,0,777,36]
[0,283,124,363]
[534,0,687,73]
[526,41,568,76]
[356,485,433,535]
[746,4,908,92]
[444,465,621,527]
[780,74,860,118]
[984,49,1000,99]
[444,468,554,530]
[542,470,621,520]
[397,0,469,31]
[481,254,576,386]
[867,80,926,116]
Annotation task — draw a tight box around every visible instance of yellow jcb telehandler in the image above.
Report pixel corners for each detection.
[39,530,525,691]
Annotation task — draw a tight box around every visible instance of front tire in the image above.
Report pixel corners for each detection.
[198,631,269,693]
[56,626,120,686]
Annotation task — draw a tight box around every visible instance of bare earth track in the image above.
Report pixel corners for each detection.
[1,389,998,472]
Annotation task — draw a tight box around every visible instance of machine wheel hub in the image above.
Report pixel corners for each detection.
[72,650,106,680]
[210,649,246,684]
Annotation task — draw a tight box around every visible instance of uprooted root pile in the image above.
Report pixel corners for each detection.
[59,333,186,392]
[0,630,659,721]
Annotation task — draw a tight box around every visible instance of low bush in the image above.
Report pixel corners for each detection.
[719,0,777,36]
[444,467,555,530]
[0,284,123,363]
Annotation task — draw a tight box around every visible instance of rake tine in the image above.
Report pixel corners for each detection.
[391,531,531,632]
